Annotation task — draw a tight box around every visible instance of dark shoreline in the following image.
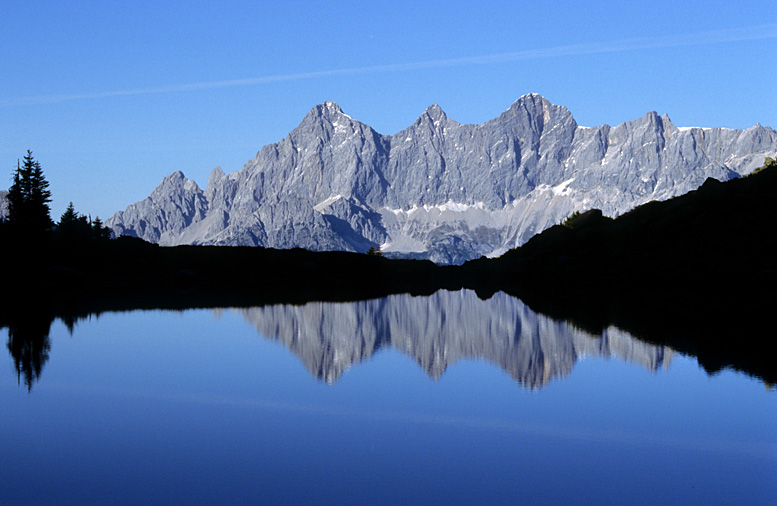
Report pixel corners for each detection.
[2,244,774,385]
[2,164,776,385]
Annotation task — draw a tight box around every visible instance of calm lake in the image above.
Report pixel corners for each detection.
[2,289,775,505]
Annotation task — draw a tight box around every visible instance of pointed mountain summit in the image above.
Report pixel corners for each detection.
[410,104,452,134]
[422,103,446,120]
[110,170,207,244]
[107,95,777,263]
[207,166,226,186]
[303,100,348,120]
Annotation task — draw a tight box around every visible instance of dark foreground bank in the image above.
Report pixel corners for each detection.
[2,162,776,384]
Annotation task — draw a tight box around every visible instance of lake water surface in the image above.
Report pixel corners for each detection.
[2,290,775,505]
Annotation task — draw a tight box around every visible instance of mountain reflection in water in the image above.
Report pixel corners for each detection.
[230,289,673,388]
[3,290,673,391]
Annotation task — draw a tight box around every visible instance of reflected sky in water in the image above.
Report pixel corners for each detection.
[1,291,775,505]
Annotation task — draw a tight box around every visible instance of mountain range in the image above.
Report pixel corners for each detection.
[103,94,776,263]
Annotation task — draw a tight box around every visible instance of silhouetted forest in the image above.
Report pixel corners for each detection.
[2,157,776,388]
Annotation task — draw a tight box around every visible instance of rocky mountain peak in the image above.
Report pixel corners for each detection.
[291,100,365,143]
[304,100,349,121]
[208,166,226,186]
[661,113,676,131]
[151,171,201,195]
[145,171,198,202]
[408,103,449,130]
[107,96,777,263]
[166,170,186,181]
[423,103,446,120]
[494,93,575,132]
[512,92,551,111]
[323,99,342,111]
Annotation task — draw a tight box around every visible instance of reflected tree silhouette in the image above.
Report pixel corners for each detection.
[2,305,95,391]
[5,316,53,391]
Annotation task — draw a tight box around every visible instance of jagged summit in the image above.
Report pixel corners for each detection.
[207,166,226,187]
[409,103,451,132]
[165,170,186,180]
[423,103,446,119]
[497,92,548,112]
[305,100,349,118]
[107,96,777,263]
[515,92,551,107]
[154,170,201,193]
[492,93,576,132]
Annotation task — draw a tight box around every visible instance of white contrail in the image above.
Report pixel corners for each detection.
[3,24,776,107]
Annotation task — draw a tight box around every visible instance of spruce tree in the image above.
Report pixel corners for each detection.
[59,201,78,225]
[30,158,52,228]
[7,151,53,232]
[91,216,112,240]
[7,160,26,224]
[57,201,91,240]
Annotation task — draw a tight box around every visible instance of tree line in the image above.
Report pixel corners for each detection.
[1,150,112,241]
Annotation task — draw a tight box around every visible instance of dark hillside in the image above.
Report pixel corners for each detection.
[2,160,775,383]
[461,159,777,380]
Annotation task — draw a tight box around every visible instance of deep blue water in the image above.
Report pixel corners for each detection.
[2,290,775,505]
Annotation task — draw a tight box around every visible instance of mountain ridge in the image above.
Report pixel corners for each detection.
[107,94,777,263]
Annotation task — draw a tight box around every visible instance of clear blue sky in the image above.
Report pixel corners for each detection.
[2,0,775,220]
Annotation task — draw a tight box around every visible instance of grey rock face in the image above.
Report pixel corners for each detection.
[235,289,673,388]
[108,171,209,244]
[0,190,8,221]
[107,95,777,263]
